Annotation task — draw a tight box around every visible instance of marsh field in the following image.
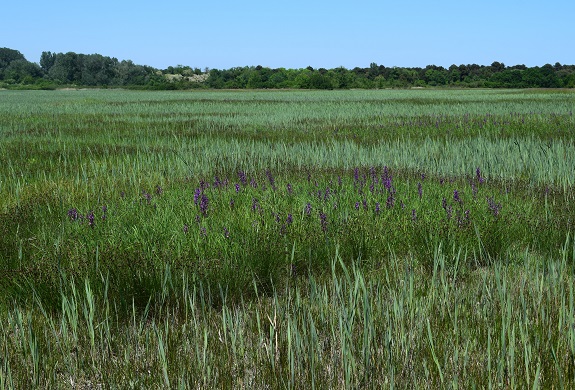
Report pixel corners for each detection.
[1,89,575,388]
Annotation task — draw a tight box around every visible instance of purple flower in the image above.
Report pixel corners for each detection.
[67,208,79,221]
[355,201,360,210]
[155,185,163,196]
[418,182,423,199]
[230,198,235,209]
[383,177,392,190]
[200,227,207,237]
[252,198,260,212]
[471,182,478,199]
[199,194,209,216]
[250,178,258,188]
[87,211,95,228]
[446,205,453,220]
[101,205,107,220]
[319,212,328,232]
[453,189,461,203]
[476,167,485,184]
[183,224,189,234]
[375,202,381,214]
[223,227,230,238]
[487,197,502,217]
[238,170,247,185]
[120,191,125,199]
[287,213,293,225]
[305,203,312,215]
[386,194,395,209]
[235,183,240,193]
[287,183,293,194]
[193,188,201,205]
[142,191,152,204]
[273,212,281,223]
[265,170,276,191]
[411,209,417,222]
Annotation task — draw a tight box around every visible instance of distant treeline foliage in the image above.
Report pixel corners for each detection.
[1,47,574,89]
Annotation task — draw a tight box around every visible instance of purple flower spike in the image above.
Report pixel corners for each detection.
[155,185,163,196]
[68,208,78,221]
[355,201,360,210]
[319,212,328,232]
[235,183,240,193]
[199,194,209,216]
[411,209,417,222]
[142,191,152,204]
[287,183,293,194]
[223,227,230,238]
[183,224,189,234]
[375,202,381,214]
[453,189,461,203]
[487,197,502,217]
[287,213,293,225]
[305,203,312,215]
[418,182,423,199]
[238,170,247,186]
[386,194,395,209]
[446,205,453,220]
[476,167,485,184]
[193,188,201,205]
[87,211,95,228]
[384,177,392,190]
[266,170,276,191]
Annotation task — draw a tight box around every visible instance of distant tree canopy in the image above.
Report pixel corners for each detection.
[1,47,574,90]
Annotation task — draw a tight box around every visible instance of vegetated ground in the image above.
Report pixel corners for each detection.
[0,89,575,388]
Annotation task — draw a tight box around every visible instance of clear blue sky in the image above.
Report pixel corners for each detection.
[3,0,574,70]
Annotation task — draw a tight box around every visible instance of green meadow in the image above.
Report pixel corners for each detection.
[1,89,575,388]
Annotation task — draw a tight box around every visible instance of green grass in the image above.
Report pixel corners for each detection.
[0,89,574,388]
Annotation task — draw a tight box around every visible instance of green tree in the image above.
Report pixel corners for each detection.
[40,51,56,72]
[3,59,42,83]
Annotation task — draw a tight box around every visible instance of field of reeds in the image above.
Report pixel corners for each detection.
[0,88,575,388]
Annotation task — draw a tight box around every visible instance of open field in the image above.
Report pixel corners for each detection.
[1,89,575,388]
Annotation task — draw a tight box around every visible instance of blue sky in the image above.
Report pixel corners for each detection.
[3,0,574,70]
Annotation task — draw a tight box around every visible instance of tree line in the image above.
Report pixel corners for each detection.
[1,47,574,90]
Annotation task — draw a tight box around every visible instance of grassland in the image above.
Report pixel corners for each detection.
[0,89,574,388]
